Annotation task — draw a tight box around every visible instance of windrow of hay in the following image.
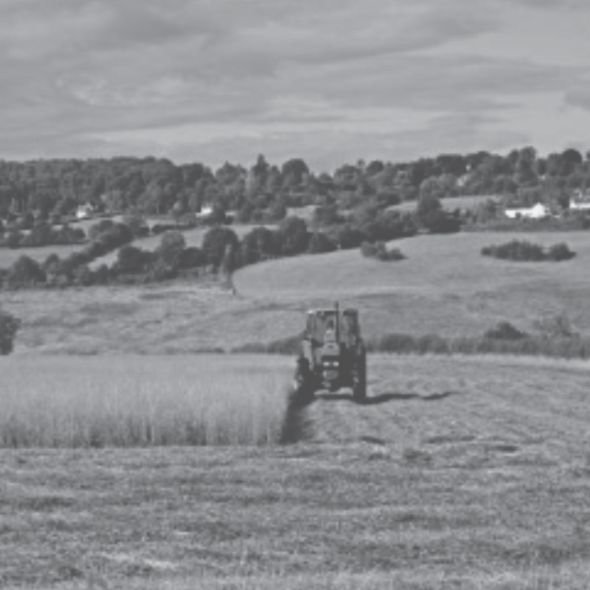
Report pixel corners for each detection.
[0,355,291,448]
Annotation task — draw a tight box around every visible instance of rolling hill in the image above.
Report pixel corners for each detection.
[234,230,590,340]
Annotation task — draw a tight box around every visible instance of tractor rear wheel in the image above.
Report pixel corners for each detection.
[352,348,367,402]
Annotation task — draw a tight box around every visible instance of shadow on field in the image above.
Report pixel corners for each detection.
[316,390,460,405]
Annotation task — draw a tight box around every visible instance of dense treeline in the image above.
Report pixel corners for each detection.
[2,147,590,226]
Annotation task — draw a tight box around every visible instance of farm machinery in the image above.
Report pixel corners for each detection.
[293,303,367,402]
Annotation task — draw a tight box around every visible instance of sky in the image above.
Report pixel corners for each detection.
[1,0,590,171]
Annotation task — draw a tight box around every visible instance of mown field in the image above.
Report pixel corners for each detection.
[2,354,590,589]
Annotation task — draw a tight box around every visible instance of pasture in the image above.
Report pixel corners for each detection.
[2,354,590,589]
[389,194,500,214]
[234,230,590,340]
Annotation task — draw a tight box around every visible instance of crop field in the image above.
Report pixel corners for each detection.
[2,354,590,589]
[0,355,290,448]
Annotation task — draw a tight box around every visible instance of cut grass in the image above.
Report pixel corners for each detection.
[0,355,291,448]
[1,355,589,589]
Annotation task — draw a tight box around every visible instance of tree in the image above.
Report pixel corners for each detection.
[240,227,279,265]
[6,256,46,287]
[276,216,309,256]
[0,308,20,354]
[202,227,240,270]
[115,245,153,274]
[157,231,186,269]
[308,232,337,254]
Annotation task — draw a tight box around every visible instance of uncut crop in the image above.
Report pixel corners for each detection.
[0,355,290,448]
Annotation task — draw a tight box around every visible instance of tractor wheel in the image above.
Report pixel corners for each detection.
[352,348,367,402]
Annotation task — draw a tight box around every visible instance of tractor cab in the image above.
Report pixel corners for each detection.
[295,303,366,401]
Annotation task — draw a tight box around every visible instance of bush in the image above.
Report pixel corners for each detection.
[308,232,337,254]
[547,242,575,261]
[361,241,404,261]
[484,321,528,341]
[482,240,575,262]
[337,225,366,249]
[6,256,46,288]
[0,308,20,354]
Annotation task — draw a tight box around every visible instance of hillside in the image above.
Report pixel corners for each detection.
[234,230,590,339]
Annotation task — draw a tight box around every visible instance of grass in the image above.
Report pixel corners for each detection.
[0,355,291,448]
[1,354,590,589]
[389,194,499,213]
[3,230,590,355]
[234,230,590,340]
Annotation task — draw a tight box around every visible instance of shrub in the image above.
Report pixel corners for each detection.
[481,240,573,262]
[178,247,205,269]
[114,245,153,274]
[6,256,46,288]
[484,321,528,341]
[308,232,337,254]
[337,225,366,249]
[547,242,575,261]
[0,308,20,354]
[361,241,404,261]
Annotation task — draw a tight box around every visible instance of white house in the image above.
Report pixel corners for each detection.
[75,203,94,220]
[195,205,213,219]
[504,203,550,220]
[570,190,590,211]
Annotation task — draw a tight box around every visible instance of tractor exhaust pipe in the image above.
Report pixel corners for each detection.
[334,301,340,342]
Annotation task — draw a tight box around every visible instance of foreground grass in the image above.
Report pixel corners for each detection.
[2,355,589,589]
[0,355,290,448]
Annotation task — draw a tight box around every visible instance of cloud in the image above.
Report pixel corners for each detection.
[0,0,589,167]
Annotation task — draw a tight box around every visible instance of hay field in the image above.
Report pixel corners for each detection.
[0,355,291,448]
[2,354,590,589]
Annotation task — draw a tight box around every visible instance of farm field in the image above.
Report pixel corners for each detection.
[389,194,499,213]
[2,354,590,589]
[3,230,590,355]
[0,355,290,448]
[235,230,590,340]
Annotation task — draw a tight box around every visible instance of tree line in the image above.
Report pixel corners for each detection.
[2,147,590,226]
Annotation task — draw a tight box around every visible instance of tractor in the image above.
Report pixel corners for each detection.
[294,303,367,402]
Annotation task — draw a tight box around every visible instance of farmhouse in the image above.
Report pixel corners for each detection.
[76,203,94,220]
[504,203,549,219]
[570,189,590,211]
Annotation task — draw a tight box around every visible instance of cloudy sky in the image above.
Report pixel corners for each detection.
[1,0,590,170]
